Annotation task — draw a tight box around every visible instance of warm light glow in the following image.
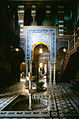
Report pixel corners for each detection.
[32,42,49,52]
[39,48,43,54]
[22,62,26,65]
[39,63,43,68]
[15,48,19,52]
[63,48,66,52]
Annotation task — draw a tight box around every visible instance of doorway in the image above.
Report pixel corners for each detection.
[32,44,49,88]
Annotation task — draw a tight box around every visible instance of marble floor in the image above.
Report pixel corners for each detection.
[0,81,79,119]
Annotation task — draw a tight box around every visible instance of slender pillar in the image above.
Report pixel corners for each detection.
[29,61,32,74]
[28,72,32,110]
[44,64,47,74]
[38,66,40,74]
[49,61,52,85]
[29,78,32,90]
[31,5,36,25]
[26,61,28,76]
[28,72,32,91]
[29,93,32,110]
[47,60,50,83]
[53,61,56,85]
[33,16,35,25]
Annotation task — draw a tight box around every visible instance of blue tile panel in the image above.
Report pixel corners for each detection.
[26,28,56,61]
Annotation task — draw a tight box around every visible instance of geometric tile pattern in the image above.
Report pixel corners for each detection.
[0,83,79,118]
[26,28,56,61]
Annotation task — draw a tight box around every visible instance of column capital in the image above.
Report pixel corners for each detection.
[26,60,32,63]
[50,60,53,64]
[50,60,56,64]
[29,60,32,64]
[53,60,56,64]
[26,61,29,64]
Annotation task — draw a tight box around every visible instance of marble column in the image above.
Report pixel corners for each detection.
[44,64,47,74]
[28,72,32,110]
[26,61,28,76]
[28,72,32,90]
[47,60,50,83]
[29,60,32,75]
[28,93,32,110]
[53,60,56,85]
[49,61,52,85]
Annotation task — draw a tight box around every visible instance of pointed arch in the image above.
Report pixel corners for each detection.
[32,42,49,52]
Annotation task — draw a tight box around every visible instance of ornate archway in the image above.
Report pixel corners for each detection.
[24,26,56,84]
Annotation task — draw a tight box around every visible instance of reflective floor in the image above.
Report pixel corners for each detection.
[0,80,79,118]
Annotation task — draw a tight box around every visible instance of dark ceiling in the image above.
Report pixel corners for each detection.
[8,0,73,2]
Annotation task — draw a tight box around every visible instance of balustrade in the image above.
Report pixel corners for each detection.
[61,25,79,71]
